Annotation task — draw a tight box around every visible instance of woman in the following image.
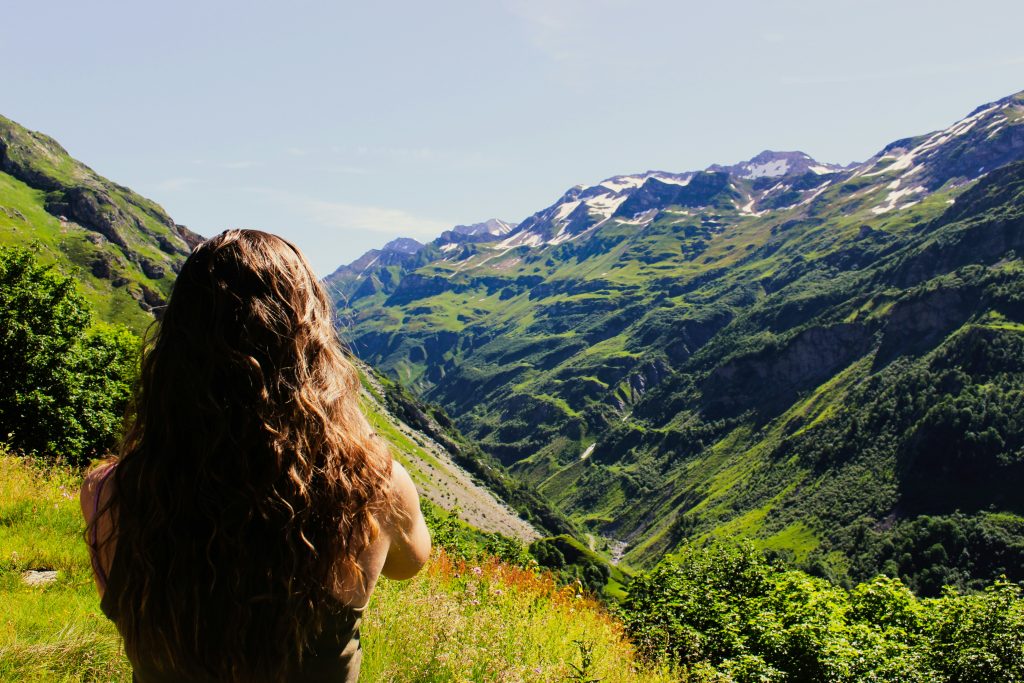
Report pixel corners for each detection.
[81,229,431,682]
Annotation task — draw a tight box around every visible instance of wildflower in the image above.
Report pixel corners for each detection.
[471,566,483,576]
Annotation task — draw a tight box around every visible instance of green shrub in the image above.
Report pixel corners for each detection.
[422,502,533,567]
[0,246,139,461]
[623,541,1024,682]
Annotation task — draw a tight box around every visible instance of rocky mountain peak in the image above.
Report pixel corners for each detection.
[708,150,844,179]
[382,237,425,255]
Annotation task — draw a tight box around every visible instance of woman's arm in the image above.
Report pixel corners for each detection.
[381,460,431,580]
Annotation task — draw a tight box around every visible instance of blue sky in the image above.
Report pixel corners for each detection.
[3,0,1023,273]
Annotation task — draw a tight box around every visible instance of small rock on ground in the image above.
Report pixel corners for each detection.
[22,569,58,586]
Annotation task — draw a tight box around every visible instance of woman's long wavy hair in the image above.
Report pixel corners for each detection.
[99,229,392,681]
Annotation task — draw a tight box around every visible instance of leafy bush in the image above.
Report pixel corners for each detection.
[530,535,615,596]
[623,541,1024,682]
[0,246,139,461]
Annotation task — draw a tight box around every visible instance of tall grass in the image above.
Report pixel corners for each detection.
[0,454,131,681]
[363,552,671,682]
[0,455,673,682]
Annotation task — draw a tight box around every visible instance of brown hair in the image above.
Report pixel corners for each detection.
[98,229,392,680]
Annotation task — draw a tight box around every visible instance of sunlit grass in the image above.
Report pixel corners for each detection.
[363,553,673,682]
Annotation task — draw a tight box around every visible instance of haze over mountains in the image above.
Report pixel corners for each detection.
[329,90,1024,590]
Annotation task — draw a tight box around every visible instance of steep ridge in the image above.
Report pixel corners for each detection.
[0,115,201,330]
[356,360,542,541]
[330,90,1024,590]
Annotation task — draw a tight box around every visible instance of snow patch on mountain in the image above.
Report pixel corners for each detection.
[452,218,517,236]
[553,200,583,222]
[745,159,790,178]
[600,176,645,192]
[871,185,926,214]
[649,173,693,187]
[587,193,629,218]
[498,230,545,249]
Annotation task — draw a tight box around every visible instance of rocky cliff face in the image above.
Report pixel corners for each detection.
[0,115,199,327]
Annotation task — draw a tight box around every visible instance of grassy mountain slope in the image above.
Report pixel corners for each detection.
[356,359,565,540]
[0,115,200,330]
[330,91,1024,588]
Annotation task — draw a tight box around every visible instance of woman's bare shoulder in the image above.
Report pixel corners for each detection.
[79,461,116,522]
[383,460,419,528]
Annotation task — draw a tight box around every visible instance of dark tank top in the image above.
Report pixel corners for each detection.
[92,469,364,682]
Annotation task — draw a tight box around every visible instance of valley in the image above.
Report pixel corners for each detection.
[4,89,1024,595]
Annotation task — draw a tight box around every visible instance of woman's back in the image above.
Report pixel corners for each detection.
[100,552,365,683]
[84,458,427,682]
[81,230,430,682]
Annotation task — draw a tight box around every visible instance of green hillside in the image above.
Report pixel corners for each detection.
[330,91,1024,589]
[0,115,199,330]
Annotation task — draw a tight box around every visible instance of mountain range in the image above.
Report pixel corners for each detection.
[328,90,1024,591]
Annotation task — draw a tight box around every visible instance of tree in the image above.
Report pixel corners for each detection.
[0,246,139,461]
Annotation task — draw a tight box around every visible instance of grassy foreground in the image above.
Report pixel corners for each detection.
[0,455,673,682]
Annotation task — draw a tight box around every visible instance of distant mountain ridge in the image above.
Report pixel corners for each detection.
[330,92,1024,291]
[326,217,519,304]
[329,89,1024,590]
[328,152,845,291]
